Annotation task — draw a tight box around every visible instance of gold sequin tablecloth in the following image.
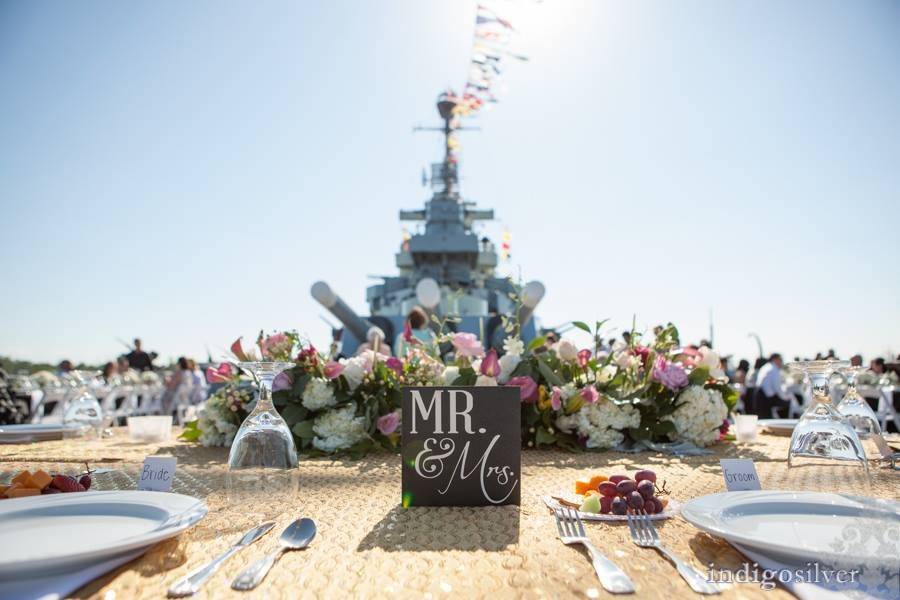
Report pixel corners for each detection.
[2,431,897,599]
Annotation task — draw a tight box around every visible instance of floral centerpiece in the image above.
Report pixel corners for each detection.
[184,304,736,456]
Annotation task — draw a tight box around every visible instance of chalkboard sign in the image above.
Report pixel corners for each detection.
[401,386,521,507]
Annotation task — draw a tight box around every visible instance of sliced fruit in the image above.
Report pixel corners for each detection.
[579,494,601,514]
[30,470,53,490]
[584,489,601,498]
[587,474,608,489]
[574,478,593,495]
[11,471,32,487]
[7,487,40,498]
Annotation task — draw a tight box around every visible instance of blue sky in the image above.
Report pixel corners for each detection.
[1,0,898,365]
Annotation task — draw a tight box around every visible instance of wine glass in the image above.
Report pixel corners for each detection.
[62,371,103,438]
[836,366,882,439]
[226,362,299,516]
[786,361,868,476]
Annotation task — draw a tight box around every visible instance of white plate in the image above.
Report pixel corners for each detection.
[0,490,207,577]
[543,495,680,521]
[758,418,798,433]
[681,491,900,566]
[0,423,83,444]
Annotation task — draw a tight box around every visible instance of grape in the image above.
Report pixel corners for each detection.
[79,475,91,490]
[643,498,659,514]
[627,491,645,510]
[637,480,655,500]
[608,475,629,484]
[615,479,636,495]
[600,496,612,514]
[598,482,618,498]
[611,496,627,515]
[51,474,85,493]
[635,470,657,484]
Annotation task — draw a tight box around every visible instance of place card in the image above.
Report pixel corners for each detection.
[401,386,520,506]
[720,458,761,491]
[138,456,177,492]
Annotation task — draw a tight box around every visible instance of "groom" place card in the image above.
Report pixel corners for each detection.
[401,386,520,507]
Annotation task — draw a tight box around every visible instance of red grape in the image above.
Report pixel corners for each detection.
[51,474,85,493]
[598,482,619,498]
[615,479,636,495]
[599,497,612,514]
[608,475,629,484]
[611,497,627,515]
[627,491,645,510]
[637,480,655,500]
[635,470,657,483]
[79,475,91,490]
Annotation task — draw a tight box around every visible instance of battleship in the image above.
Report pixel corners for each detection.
[312,94,545,357]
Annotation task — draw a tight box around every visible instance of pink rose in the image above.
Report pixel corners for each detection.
[507,375,538,403]
[323,360,343,379]
[385,357,403,376]
[376,411,400,435]
[230,337,249,362]
[272,371,292,392]
[480,349,500,377]
[451,332,484,358]
[550,386,563,411]
[205,362,234,384]
[581,385,599,404]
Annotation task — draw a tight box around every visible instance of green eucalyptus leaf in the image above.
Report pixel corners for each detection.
[527,336,546,352]
[572,321,591,334]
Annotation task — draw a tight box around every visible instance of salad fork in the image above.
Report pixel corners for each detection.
[626,510,721,595]
[554,507,634,594]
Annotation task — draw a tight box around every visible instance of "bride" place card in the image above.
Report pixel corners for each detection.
[401,386,520,507]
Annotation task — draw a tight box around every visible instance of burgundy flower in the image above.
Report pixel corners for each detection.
[385,356,403,376]
[480,349,500,377]
[577,349,592,369]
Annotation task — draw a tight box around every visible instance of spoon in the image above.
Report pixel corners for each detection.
[231,518,316,591]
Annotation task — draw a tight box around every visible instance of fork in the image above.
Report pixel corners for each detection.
[554,507,634,594]
[626,510,721,595]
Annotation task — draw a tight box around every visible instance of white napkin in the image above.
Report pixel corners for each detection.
[732,543,892,600]
[0,547,147,600]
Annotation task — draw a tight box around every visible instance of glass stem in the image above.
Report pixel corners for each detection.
[256,374,276,412]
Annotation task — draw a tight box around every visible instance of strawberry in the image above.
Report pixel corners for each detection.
[51,474,86,493]
[79,475,91,490]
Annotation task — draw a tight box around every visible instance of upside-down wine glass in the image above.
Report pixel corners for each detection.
[226,362,299,516]
[786,361,868,476]
[62,370,103,439]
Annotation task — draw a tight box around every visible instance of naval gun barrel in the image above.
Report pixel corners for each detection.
[311,281,371,343]
[517,281,545,328]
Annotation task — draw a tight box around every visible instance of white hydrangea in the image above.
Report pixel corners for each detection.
[498,353,521,383]
[312,405,368,452]
[441,366,460,385]
[664,385,728,447]
[301,377,337,411]
[555,398,641,449]
[503,336,525,357]
[340,352,372,390]
[196,396,239,447]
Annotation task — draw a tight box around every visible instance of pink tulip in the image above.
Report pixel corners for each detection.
[577,349,592,369]
[323,360,343,379]
[480,349,500,377]
[376,411,400,435]
[230,337,249,361]
[385,357,403,376]
[451,332,484,358]
[581,385,599,404]
[550,386,563,410]
[507,376,538,403]
[272,371,292,392]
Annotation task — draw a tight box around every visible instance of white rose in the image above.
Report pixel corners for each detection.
[498,353,521,383]
[697,346,725,380]
[596,364,617,384]
[555,340,579,362]
[441,366,460,386]
[475,375,498,386]
[340,353,372,390]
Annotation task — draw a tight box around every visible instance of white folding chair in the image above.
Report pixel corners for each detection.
[877,386,897,433]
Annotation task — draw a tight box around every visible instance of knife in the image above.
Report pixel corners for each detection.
[167,521,275,597]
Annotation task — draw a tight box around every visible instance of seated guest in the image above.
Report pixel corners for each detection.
[754,353,791,417]
[850,354,863,367]
[101,361,118,383]
[733,359,750,385]
[870,357,885,375]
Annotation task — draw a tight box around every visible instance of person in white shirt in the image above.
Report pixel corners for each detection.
[754,353,791,417]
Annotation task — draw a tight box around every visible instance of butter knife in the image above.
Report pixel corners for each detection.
[167,521,275,597]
